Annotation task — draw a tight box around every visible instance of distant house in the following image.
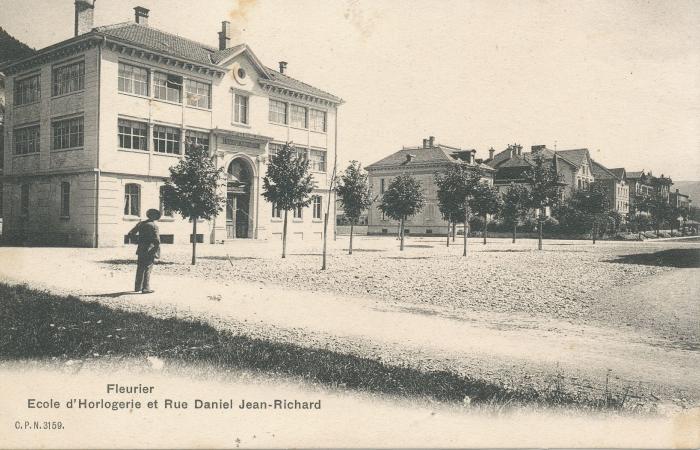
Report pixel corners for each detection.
[670,189,691,210]
[627,170,673,215]
[365,136,494,236]
[590,161,629,216]
[487,144,595,199]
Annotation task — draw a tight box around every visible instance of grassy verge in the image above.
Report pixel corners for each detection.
[1,283,632,410]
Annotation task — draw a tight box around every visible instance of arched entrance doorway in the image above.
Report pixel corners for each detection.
[226,158,254,239]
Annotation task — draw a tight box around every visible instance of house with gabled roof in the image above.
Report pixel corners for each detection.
[485,144,595,199]
[590,160,629,216]
[365,136,494,236]
[1,1,342,246]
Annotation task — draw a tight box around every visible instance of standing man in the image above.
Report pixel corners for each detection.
[128,208,162,294]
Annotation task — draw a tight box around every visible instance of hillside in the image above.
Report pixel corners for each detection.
[672,180,700,203]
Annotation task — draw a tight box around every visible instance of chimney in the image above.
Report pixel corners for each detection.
[469,149,476,164]
[278,61,287,74]
[218,21,231,50]
[516,144,522,156]
[488,147,495,160]
[422,139,428,148]
[428,136,435,147]
[134,6,149,26]
[74,0,95,36]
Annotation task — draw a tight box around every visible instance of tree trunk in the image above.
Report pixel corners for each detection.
[191,218,197,265]
[446,221,450,247]
[512,222,517,243]
[483,215,488,245]
[322,212,329,270]
[349,222,354,255]
[592,221,597,244]
[463,200,469,257]
[399,217,405,251]
[282,209,288,258]
[452,222,456,242]
[538,213,543,251]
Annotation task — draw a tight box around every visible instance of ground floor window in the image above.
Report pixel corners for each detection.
[312,195,322,219]
[60,181,70,217]
[271,202,282,218]
[293,204,303,219]
[124,183,140,217]
[159,185,173,217]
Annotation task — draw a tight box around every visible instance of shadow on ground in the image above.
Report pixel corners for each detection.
[0,283,620,409]
[604,249,700,268]
[99,259,175,265]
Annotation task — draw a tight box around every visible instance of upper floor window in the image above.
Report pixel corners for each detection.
[290,104,307,128]
[52,117,84,150]
[233,93,249,124]
[309,149,326,172]
[185,79,210,108]
[124,183,140,217]
[269,99,287,124]
[60,182,70,217]
[52,61,84,96]
[153,125,180,154]
[14,74,40,105]
[118,119,148,151]
[118,63,149,96]
[14,125,40,155]
[154,72,182,103]
[312,195,322,219]
[269,142,305,160]
[309,109,326,132]
[185,130,209,152]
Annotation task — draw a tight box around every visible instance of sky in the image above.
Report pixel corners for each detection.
[2,0,699,180]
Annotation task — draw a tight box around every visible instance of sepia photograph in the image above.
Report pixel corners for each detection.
[0,0,698,448]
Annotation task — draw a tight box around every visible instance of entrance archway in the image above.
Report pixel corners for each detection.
[226,158,254,239]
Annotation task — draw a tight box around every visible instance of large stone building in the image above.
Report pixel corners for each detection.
[365,136,494,236]
[1,2,341,247]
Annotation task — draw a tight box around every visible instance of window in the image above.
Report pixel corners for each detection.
[153,125,181,154]
[269,143,305,160]
[20,184,29,217]
[52,61,84,96]
[271,203,282,219]
[118,63,148,96]
[380,179,385,194]
[14,74,40,105]
[309,149,326,172]
[185,79,210,108]
[118,119,148,151]
[52,117,84,150]
[124,184,140,217]
[154,72,182,103]
[185,130,209,153]
[313,195,322,219]
[159,185,173,217]
[60,182,70,217]
[269,99,287,124]
[14,125,40,155]
[233,93,248,124]
[310,109,326,132]
[290,104,307,128]
[293,204,303,219]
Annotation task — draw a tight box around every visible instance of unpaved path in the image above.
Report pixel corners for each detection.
[1,246,698,405]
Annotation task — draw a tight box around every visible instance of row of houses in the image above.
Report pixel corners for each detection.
[1,1,342,247]
[364,139,692,236]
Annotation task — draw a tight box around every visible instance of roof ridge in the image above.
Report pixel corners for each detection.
[97,22,218,53]
[265,66,338,99]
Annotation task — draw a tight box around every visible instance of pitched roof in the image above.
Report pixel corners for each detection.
[95,22,218,66]
[366,145,493,171]
[609,168,626,180]
[626,171,644,179]
[590,159,616,180]
[0,27,34,65]
[556,148,590,167]
[5,22,340,103]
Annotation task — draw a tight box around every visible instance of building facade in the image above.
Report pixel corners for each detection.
[365,136,494,236]
[590,161,629,216]
[1,2,341,247]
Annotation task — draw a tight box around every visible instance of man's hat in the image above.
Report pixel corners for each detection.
[146,208,162,220]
